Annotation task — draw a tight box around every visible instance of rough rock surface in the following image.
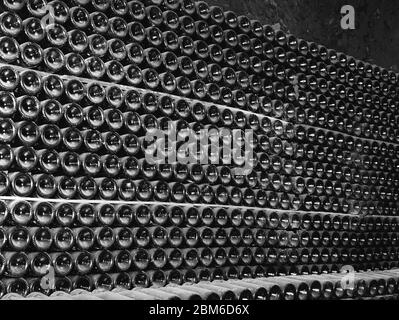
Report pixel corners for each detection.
[206,0,399,71]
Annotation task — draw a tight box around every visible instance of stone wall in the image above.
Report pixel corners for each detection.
[206,0,399,71]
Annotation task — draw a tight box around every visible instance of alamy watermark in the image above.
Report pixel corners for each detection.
[40,5,57,29]
[142,123,256,175]
[40,266,55,291]
[341,5,356,30]
[340,265,356,291]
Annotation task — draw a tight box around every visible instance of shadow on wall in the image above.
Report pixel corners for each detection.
[206,0,399,71]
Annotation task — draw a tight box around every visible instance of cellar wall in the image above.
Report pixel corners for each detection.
[207,0,399,71]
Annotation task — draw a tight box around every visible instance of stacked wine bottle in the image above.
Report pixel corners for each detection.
[0,0,398,299]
